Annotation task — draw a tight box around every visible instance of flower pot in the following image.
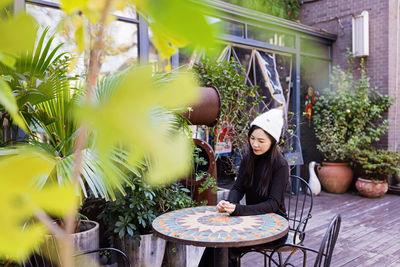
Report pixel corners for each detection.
[33,220,99,266]
[181,138,217,205]
[116,234,166,267]
[181,86,221,127]
[317,162,353,193]
[355,177,388,198]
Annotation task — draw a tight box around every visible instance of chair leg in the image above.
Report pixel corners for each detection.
[302,249,307,267]
[264,253,267,267]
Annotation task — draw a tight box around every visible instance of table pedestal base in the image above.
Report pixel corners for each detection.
[214,247,228,267]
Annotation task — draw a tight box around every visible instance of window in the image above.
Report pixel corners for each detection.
[26,1,139,75]
[247,25,295,48]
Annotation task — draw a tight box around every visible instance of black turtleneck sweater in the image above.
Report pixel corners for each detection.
[227,151,289,217]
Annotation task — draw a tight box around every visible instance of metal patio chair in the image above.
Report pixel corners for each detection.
[23,247,131,267]
[268,214,342,267]
[239,175,314,267]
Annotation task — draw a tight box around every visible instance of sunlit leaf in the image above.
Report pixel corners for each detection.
[74,18,87,53]
[0,52,15,67]
[33,185,77,217]
[0,0,12,9]
[0,78,27,131]
[0,13,37,56]
[132,0,217,59]
[0,148,78,260]
[75,65,199,186]
[60,0,126,24]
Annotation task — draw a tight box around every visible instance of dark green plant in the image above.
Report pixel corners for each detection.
[0,27,74,145]
[312,56,392,162]
[193,146,217,197]
[198,173,218,194]
[99,177,195,245]
[193,58,262,155]
[351,149,400,182]
[155,183,196,213]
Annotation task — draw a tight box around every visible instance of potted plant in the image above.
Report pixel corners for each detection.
[99,177,196,267]
[351,149,400,198]
[181,140,218,205]
[313,54,392,193]
[193,58,262,177]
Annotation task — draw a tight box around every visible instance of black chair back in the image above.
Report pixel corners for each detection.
[286,175,314,245]
[268,214,342,267]
[314,214,341,267]
[23,247,131,267]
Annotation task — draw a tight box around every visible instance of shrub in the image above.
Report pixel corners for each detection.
[313,56,392,162]
[351,149,400,182]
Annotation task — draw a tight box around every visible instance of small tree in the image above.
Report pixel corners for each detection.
[313,56,392,162]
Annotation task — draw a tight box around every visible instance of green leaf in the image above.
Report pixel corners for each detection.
[0,148,77,260]
[0,52,15,67]
[0,0,12,9]
[75,66,199,186]
[134,0,218,59]
[0,78,27,131]
[0,13,37,57]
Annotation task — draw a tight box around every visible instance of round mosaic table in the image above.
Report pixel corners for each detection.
[152,206,289,267]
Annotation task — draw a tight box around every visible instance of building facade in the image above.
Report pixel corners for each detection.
[299,0,400,152]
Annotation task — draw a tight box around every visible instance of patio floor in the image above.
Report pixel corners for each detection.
[241,190,400,267]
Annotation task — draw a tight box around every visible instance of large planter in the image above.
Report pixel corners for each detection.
[182,138,217,205]
[355,177,388,198]
[116,234,166,267]
[35,220,99,266]
[181,86,221,127]
[317,162,353,193]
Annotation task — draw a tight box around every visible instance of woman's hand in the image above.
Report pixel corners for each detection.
[217,200,236,214]
[222,202,236,214]
[217,200,229,212]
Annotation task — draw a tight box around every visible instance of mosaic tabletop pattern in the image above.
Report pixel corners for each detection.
[152,206,289,247]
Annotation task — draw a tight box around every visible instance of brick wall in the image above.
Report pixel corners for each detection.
[299,0,400,151]
[388,0,400,151]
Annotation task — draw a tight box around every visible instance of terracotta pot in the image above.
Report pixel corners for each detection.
[317,162,353,194]
[355,177,388,198]
[181,138,217,205]
[181,86,221,127]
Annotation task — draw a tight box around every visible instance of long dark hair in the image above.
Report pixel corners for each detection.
[243,125,279,197]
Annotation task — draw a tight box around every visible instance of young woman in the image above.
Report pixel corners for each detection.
[198,108,289,267]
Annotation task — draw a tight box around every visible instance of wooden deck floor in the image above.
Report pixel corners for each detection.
[241,191,400,267]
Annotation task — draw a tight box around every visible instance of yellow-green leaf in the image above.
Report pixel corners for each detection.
[0,0,12,9]
[146,133,193,185]
[33,185,77,217]
[0,13,37,56]
[75,18,87,53]
[60,0,126,24]
[75,65,199,187]
[0,78,27,131]
[0,149,78,260]
[133,0,218,59]
[0,52,16,67]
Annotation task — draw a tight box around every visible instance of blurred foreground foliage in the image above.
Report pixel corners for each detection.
[0,0,218,262]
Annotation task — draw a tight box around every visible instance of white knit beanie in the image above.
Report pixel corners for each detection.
[250,109,284,142]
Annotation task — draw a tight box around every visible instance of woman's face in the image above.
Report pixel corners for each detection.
[249,128,272,155]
